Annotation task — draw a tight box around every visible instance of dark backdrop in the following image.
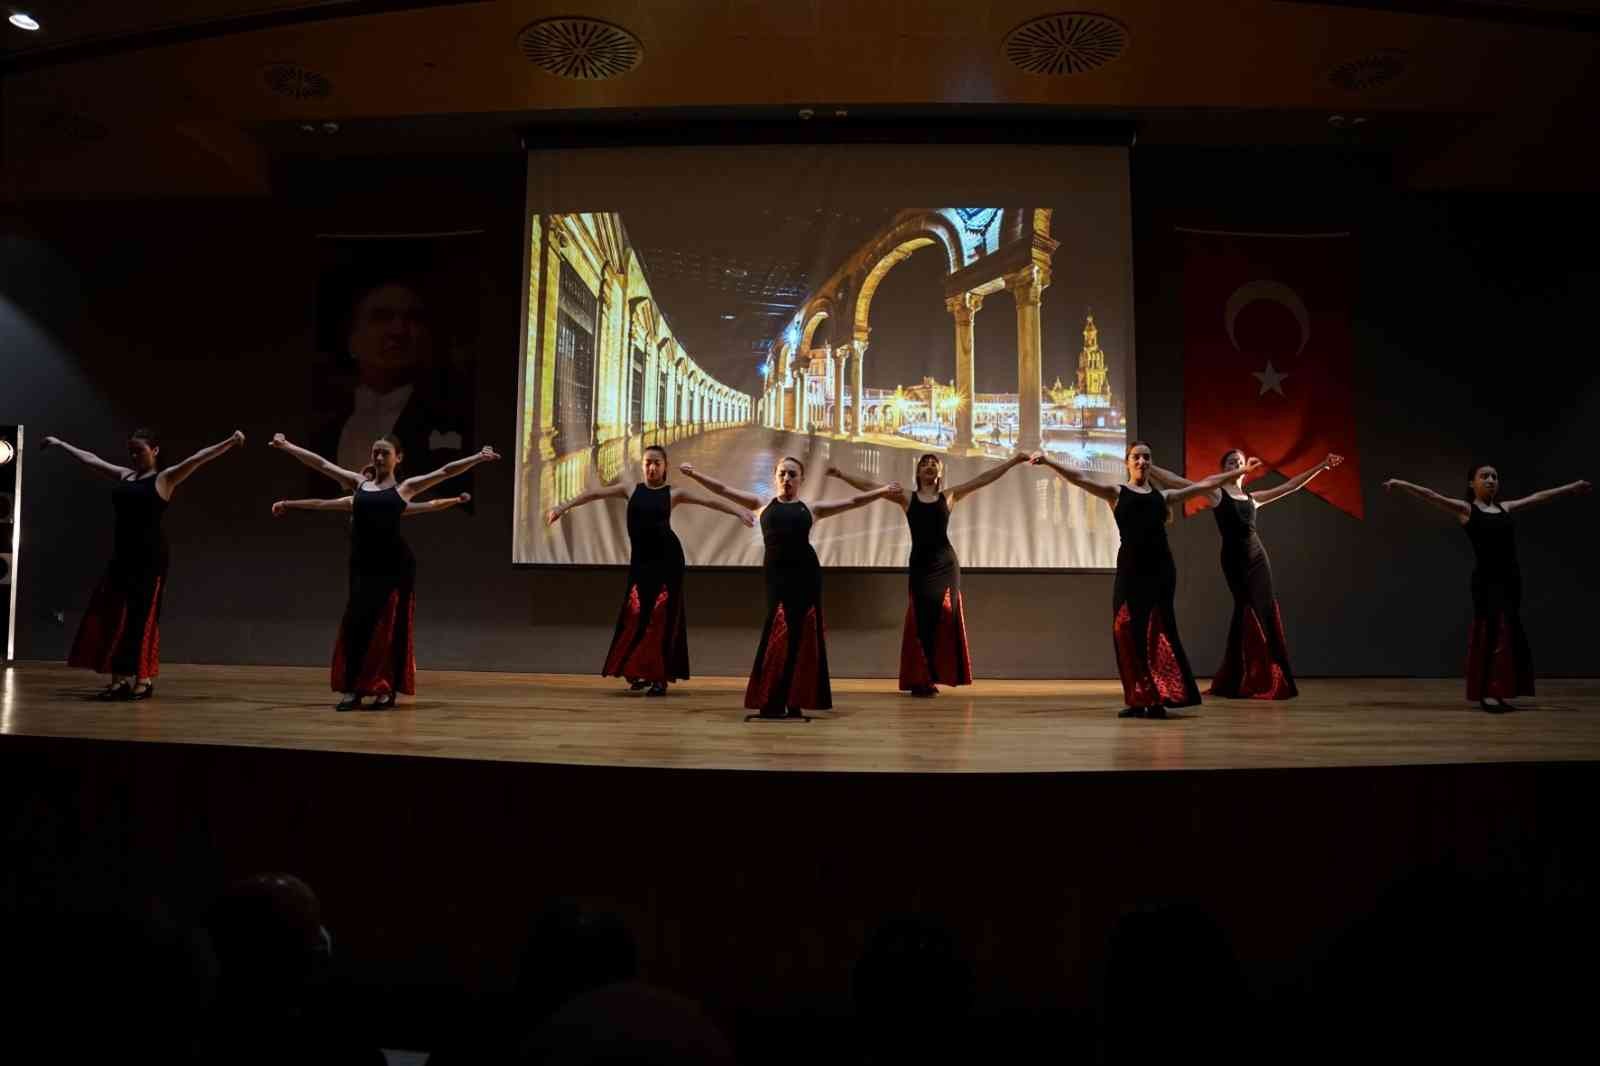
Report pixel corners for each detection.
[2,147,1595,679]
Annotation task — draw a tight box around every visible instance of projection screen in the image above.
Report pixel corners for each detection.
[514,143,1133,569]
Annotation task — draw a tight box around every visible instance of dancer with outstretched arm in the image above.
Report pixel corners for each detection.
[1385,465,1590,712]
[270,434,498,710]
[1148,450,1343,700]
[681,456,900,719]
[1033,442,1251,719]
[42,427,246,700]
[827,452,1028,697]
[547,443,755,697]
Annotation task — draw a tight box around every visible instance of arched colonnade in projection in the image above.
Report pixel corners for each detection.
[756,207,1059,452]
[523,212,753,512]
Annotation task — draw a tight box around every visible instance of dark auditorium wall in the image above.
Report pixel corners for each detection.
[2,146,1595,678]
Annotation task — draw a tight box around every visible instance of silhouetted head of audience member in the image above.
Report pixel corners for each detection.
[1103,901,1243,1063]
[208,872,331,1003]
[517,981,735,1066]
[852,915,975,1062]
[514,899,640,1021]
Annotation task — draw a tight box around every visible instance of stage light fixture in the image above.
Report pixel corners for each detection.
[0,440,13,465]
[9,13,40,31]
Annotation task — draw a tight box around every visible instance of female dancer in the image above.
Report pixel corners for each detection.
[1032,443,1251,718]
[270,433,500,710]
[680,456,900,718]
[546,444,756,697]
[41,427,246,700]
[827,452,1029,696]
[1384,466,1590,712]
[1147,451,1343,700]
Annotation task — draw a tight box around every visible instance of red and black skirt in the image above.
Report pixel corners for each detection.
[603,577,689,684]
[68,556,166,678]
[898,556,972,690]
[1208,544,1297,700]
[1111,548,1202,709]
[745,559,831,712]
[330,569,416,696]
[1466,575,1533,701]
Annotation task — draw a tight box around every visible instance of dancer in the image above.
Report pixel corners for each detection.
[1384,466,1590,712]
[1032,443,1252,719]
[41,428,246,700]
[1148,451,1344,700]
[546,444,756,696]
[680,456,900,718]
[270,434,500,710]
[827,452,1029,696]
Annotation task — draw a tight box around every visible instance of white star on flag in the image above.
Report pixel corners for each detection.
[1252,361,1289,397]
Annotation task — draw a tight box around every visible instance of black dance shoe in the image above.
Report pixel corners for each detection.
[369,693,396,711]
[1117,706,1145,719]
[1479,699,1515,714]
[335,694,363,712]
[1145,705,1168,720]
[646,682,667,697]
[129,682,155,701]
[628,678,650,692]
[94,681,133,702]
[910,685,939,698]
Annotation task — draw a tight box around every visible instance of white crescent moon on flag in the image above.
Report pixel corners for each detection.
[1224,280,1310,356]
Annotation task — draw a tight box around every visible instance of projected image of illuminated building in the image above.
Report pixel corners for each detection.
[764,312,1125,463]
[517,213,755,526]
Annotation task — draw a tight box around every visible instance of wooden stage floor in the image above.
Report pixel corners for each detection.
[4,661,1598,773]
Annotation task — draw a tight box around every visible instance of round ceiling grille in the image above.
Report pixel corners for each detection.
[1327,50,1408,92]
[517,17,643,80]
[1004,12,1128,76]
[261,63,332,99]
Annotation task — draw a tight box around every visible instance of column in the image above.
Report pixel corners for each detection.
[849,338,868,440]
[832,348,848,436]
[1006,265,1049,452]
[794,369,809,433]
[946,292,982,454]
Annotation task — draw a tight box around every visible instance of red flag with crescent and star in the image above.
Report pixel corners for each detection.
[1181,229,1363,518]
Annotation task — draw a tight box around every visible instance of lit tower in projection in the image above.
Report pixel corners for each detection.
[1074,312,1113,406]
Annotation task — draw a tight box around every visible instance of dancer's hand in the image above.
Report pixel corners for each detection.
[40,435,59,450]
[738,510,757,528]
[476,446,501,462]
[1243,457,1263,474]
[456,493,472,505]
[271,501,287,517]
[1028,451,1047,465]
[230,430,246,447]
[1577,480,1593,495]
[883,481,903,497]
[826,464,843,480]
[1381,479,1397,492]
[1008,453,1029,466]
[545,506,563,526]
[679,463,695,476]
[269,433,288,449]
[1324,453,1344,469]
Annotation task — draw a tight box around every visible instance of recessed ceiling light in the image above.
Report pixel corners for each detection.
[9,13,42,31]
[721,313,736,320]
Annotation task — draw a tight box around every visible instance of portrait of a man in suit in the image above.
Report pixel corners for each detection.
[310,250,478,502]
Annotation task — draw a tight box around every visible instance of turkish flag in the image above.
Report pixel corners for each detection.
[1182,230,1363,518]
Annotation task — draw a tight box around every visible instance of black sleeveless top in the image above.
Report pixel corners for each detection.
[906,493,955,564]
[760,499,816,567]
[626,484,674,560]
[351,484,411,573]
[1212,492,1260,548]
[1113,485,1171,558]
[1464,505,1519,581]
[112,473,169,565]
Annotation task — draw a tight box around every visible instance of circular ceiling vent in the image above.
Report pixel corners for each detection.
[1327,50,1408,92]
[1004,12,1128,76]
[517,17,643,80]
[261,63,332,99]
